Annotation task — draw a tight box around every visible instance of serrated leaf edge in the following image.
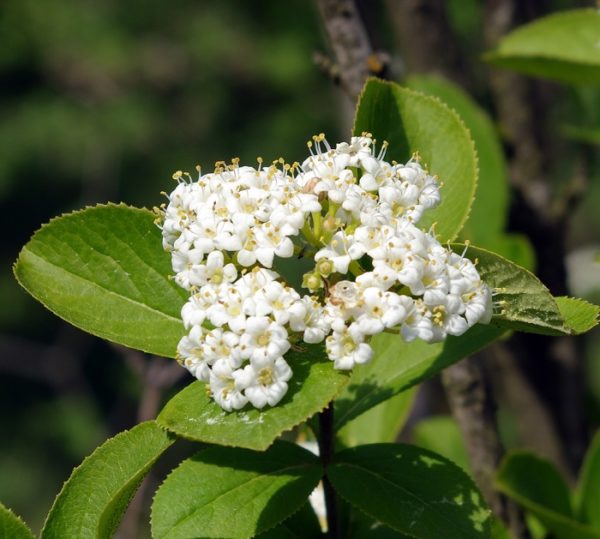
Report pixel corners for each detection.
[158,372,349,451]
[0,502,35,539]
[13,202,184,358]
[150,442,322,539]
[41,420,174,537]
[353,77,479,242]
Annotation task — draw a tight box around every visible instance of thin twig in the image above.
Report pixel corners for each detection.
[318,402,340,539]
[314,0,381,101]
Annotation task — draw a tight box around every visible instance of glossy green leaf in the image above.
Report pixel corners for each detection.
[457,244,569,335]
[0,503,34,539]
[158,345,349,450]
[405,74,508,246]
[334,324,503,430]
[484,9,600,85]
[555,297,599,335]
[353,78,477,241]
[258,503,323,539]
[577,430,600,528]
[151,441,322,539]
[496,452,600,539]
[14,204,187,358]
[338,387,416,447]
[328,443,490,539]
[412,415,470,473]
[42,421,174,539]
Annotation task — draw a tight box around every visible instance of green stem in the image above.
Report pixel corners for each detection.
[317,402,340,538]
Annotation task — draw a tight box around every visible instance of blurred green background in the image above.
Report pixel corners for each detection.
[1,0,599,536]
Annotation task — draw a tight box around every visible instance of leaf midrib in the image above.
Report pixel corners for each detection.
[19,248,182,324]
[334,460,484,537]
[164,462,318,537]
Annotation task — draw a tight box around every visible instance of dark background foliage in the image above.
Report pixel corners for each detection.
[1,0,599,536]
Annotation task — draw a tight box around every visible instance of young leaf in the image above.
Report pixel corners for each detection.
[456,244,570,335]
[555,297,600,335]
[151,441,322,539]
[334,324,503,430]
[337,387,416,447]
[353,78,477,241]
[0,503,35,539]
[496,452,600,539]
[405,74,508,247]
[484,9,600,85]
[577,430,600,528]
[41,421,174,539]
[14,204,187,358]
[328,443,491,539]
[157,345,349,450]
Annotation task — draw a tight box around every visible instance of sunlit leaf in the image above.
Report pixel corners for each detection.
[457,244,569,335]
[555,297,599,335]
[405,74,508,246]
[14,204,186,358]
[484,9,600,85]
[329,443,491,539]
[41,421,174,539]
[158,345,349,450]
[0,503,34,539]
[354,78,477,241]
[151,442,321,539]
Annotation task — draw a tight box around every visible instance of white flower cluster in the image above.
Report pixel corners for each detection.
[160,134,492,411]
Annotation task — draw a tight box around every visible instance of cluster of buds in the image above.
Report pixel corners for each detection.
[159,134,492,411]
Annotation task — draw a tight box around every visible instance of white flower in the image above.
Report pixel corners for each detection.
[288,296,332,343]
[239,316,291,368]
[325,324,373,370]
[353,288,413,335]
[238,357,293,408]
[315,231,364,274]
[163,137,492,410]
[177,326,211,382]
[209,359,248,411]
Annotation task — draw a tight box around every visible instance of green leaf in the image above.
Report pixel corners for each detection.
[484,9,600,85]
[338,387,416,447]
[0,503,34,539]
[328,443,491,539]
[158,345,349,450]
[456,244,569,335]
[41,421,174,539]
[562,125,600,146]
[496,452,600,539]
[555,297,600,335]
[151,441,322,539]
[577,430,600,528]
[412,415,470,473]
[405,74,508,246]
[353,78,477,241]
[484,234,536,272]
[258,503,323,539]
[334,324,503,430]
[14,204,186,358]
